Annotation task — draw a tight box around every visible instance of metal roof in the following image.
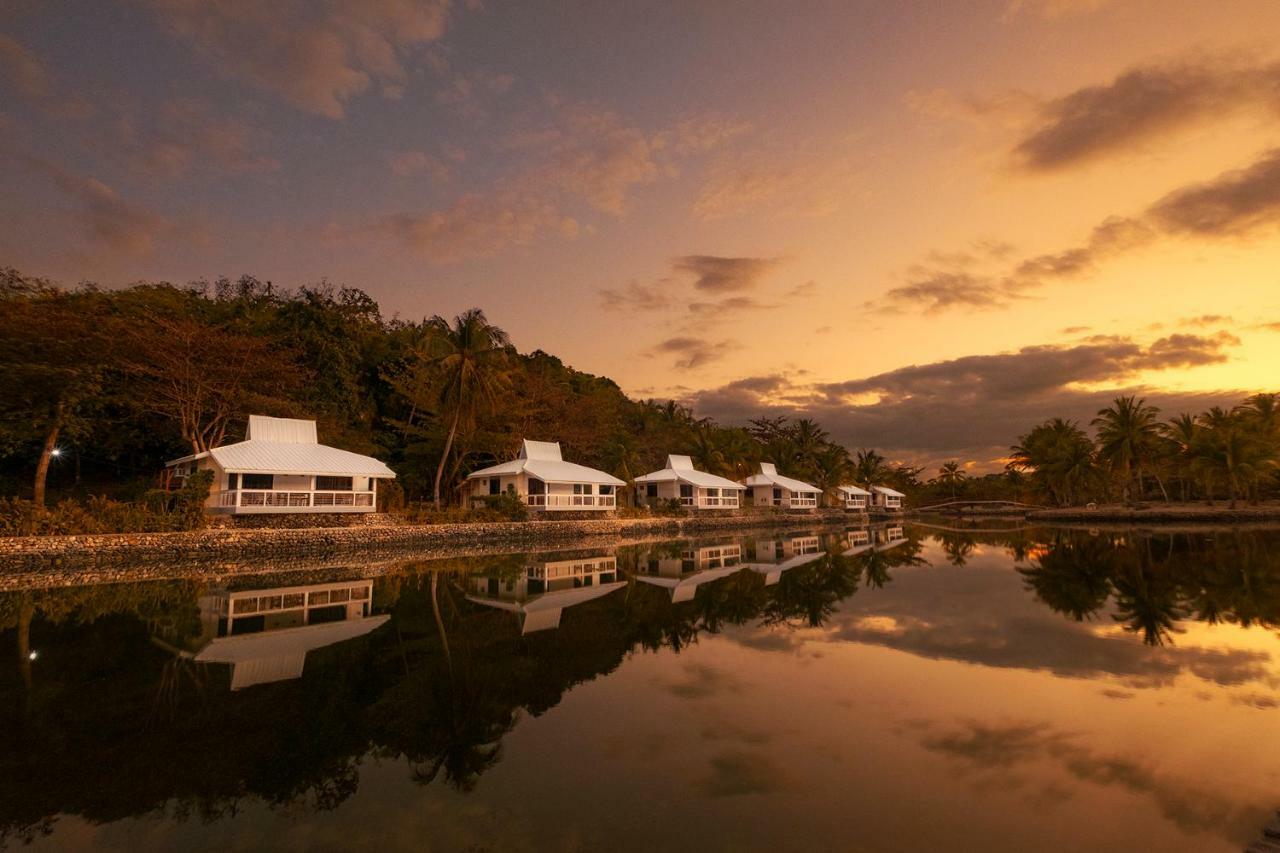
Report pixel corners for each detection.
[839,485,872,496]
[634,454,745,490]
[872,485,906,497]
[172,440,396,477]
[466,438,625,486]
[743,462,820,494]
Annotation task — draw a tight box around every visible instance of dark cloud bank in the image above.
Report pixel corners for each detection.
[685,333,1244,466]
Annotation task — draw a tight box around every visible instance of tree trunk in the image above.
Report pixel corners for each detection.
[432,410,460,509]
[32,403,64,509]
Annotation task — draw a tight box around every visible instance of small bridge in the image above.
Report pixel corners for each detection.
[914,500,1041,514]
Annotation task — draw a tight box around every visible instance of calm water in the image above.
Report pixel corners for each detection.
[2,523,1279,852]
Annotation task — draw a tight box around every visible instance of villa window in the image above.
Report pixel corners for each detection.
[242,473,274,490]
[228,473,239,490]
[679,484,693,498]
[316,475,353,491]
[489,477,501,495]
[599,485,613,495]
[646,483,658,498]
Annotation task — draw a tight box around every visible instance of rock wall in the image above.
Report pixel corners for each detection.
[0,508,868,589]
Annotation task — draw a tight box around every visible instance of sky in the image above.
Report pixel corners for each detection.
[3,0,1280,470]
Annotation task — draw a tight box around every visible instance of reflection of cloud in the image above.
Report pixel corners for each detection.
[917,719,1269,841]
[664,663,742,699]
[696,751,786,797]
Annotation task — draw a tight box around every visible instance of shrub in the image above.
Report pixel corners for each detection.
[0,470,213,536]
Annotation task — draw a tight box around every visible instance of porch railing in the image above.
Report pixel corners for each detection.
[523,493,617,509]
[678,495,741,508]
[789,496,819,507]
[219,490,375,509]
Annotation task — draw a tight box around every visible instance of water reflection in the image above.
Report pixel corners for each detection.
[1,524,1278,852]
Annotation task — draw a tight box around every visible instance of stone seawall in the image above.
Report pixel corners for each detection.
[0,509,867,589]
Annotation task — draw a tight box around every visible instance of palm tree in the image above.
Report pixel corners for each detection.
[809,443,852,503]
[1159,413,1199,501]
[937,461,966,500]
[852,448,889,490]
[425,309,510,508]
[1092,396,1162,503]
[1194,407,1277,509]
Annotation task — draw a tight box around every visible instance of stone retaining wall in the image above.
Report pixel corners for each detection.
[0,508,867,589]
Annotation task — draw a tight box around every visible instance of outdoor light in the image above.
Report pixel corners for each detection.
[49,448,62,458]
[28,651,38,661]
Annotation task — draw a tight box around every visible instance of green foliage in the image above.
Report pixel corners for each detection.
[0,470,212,536]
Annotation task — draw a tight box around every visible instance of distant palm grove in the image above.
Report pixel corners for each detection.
[2,267,1277,529]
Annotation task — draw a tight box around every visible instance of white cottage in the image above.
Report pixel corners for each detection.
[634,455,746,509]
[464,439,624,511]
[742,463,821,510]
[838,485,872,510]
[165,415,395,514]
[742,534,824,585]
[871,485,906,510]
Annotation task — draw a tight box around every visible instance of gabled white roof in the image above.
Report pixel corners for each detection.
[634,454,746,490]
[872,485,906,497]
[466,438,625,486]
[839,485,872,496]
[743,462,820,494]
[167,415,395,477]
[466,581,626,634]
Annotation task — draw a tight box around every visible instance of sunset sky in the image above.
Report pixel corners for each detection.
[3,0,1279,469]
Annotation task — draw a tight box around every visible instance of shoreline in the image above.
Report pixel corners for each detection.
[1025,504,1280,523]
[0,510,881,591]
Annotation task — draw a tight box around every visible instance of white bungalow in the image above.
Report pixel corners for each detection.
[466,554,625,633]
[871,485,906,510]
[633,543,744,602]
[166,415,395,514]
[634,455,746,509]
[838,484,872,511]
[159,579,389,690]
[743,463,821,510]
[464,439,624,511]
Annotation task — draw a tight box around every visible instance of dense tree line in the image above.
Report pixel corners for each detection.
[0,268,919,514]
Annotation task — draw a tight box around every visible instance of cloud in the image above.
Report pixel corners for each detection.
[375,190,577,262]
[388,147,460,181]
[375,102,743,261]
[26,156,167,254]
[600,278,674,312]
[1177,314,1233,328]
[880,148,1280,313]
[140,0,452,118]
[1013,56,1280,171]
[0,32,92,119]
[688,295,777,316]
[672,255,780,293]
[1147,147,1280,237]
[649,336,740,370]
[122,98,280,178]
[1002,0,1114,20]
[683,334,1242,466]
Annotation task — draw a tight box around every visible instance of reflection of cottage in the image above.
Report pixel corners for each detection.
[463,440,624,511]
[874,526,907,551]
[166,415,395,514]
[634,455,746,509]
[743,463,821,510]
[838,485,871,510]
[466,555,625,633]
[743,535,824,585]
[842,528,874,557]
[633,543,744,602]
[165,579,388,690]
[871,485,906,511]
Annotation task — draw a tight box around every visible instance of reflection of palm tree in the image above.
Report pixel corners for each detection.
[1111,554,1186,647]
[1019,536,1115,621]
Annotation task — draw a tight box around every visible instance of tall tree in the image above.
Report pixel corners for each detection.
[423,309,511,508]
[1092,396,1162,503]
[937,461,966,500]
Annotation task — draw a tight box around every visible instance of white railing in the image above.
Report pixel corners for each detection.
[844,499,867,509]
[524,493,617,509]
[789,496,819,508]
[678,495,740,508]
[219,490,375,509]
